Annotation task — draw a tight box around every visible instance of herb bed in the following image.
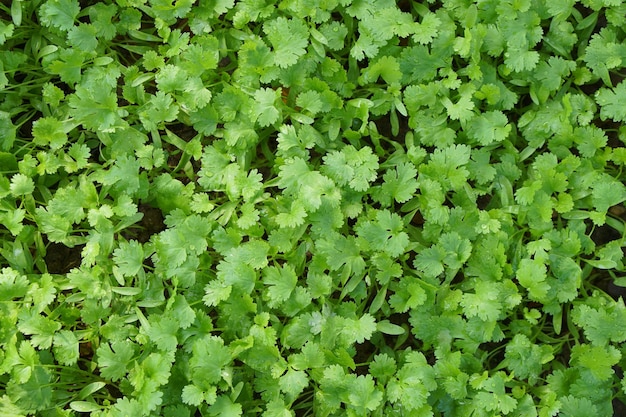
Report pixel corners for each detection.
[1,1,626,416]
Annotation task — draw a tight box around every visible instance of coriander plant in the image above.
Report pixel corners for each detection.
[1,0,626,416]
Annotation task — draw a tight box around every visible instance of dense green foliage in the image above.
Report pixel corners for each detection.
[1,0,626,416]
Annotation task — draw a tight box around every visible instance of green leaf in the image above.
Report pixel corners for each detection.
[591,174,626,213]
[97,340,136,381]
[596,81,626,122]
[316,231,366,277]
[45,48,86,85]
[584,30,623,86]
[361,56,402,85]
[373,162,419,205]
[278,368,308,397]
[251,87,282,127]
[389,276,426,313]
[52,330,79,365]
[70,401,102,413]
[263,264,298,308]
[113,240,145,277]
[343,313,377,344]
[0,267,29,301]
[17,310,61,349]
[67,24,98,51]
[466,111,511,145]
[263,399,292,417]
[503,334,554,383]
[145,315,179,352]
[319,21,348,51]
[149,0,195,22]
[263,17,309,68]
[516,258,550,300]
[387,351,436,411]
[571,344,621,381]
[9,173,34,196]
[39,0,80,31]
[413,245,446,278]
[572,302,626,345]
[182,384,217,406]
[0,112,16,151]
[6,366,53,412]
[139,91,180,131]
[189,335,231,387]
[348,374,383,413]
[30,108,67,147]
[322,145,379,192]
[357,209,409,257]
[207,395,242,417]
[376,320,406,335]
[68,84,127,133]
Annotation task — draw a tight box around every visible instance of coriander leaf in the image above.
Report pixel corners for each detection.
[460,281,503,322]
[145,315,179,352]
[0,267,29,301]
[45,48,86,85]
[389,277,427,313]
[189,335,231,387]
[387,351,436,411]
[516,258,550,300]
[6,366,53,413]
[52,330,79,366]
[316,231,366,277]
[275,199,307,228]
[97,340,136,381]
[413,12,441,44]
[155,64,188,93]
[466,110,511,145]
[67,24,98,51]
[572,302,626,345]
[39,0,80,31]
[278,368,308,397]
[413,245,446,278]
[251,87,281,127]
[372,162,419,205]
[343,313,377,344]
[0,112,16,151]
[503,334,554,384]
[296,90,323,116]
[207,395,242,417]
[558,396,598,417]
[319,21,348,51]
[321,145,379,192]
[421,144,471,191]
[263,264,298,307]
[68,84,128,133]
[88,3,118,40]
[139,91,180,131]
[571,344,621,381]
[356,209,409,257]
[263,17,308,68]
[9,173,34,196]
[584,29,623,86]
[360,56,402,85]
[149,0,195,22]
[400,45,450,83]
[591,174,626,214]
[595,81,626,122]
[32,117,68,150]
[182,384,217,406]
[504,48,540,72]
[442,93,475,122]
[348,374,383,413]
[113,240,145,277]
